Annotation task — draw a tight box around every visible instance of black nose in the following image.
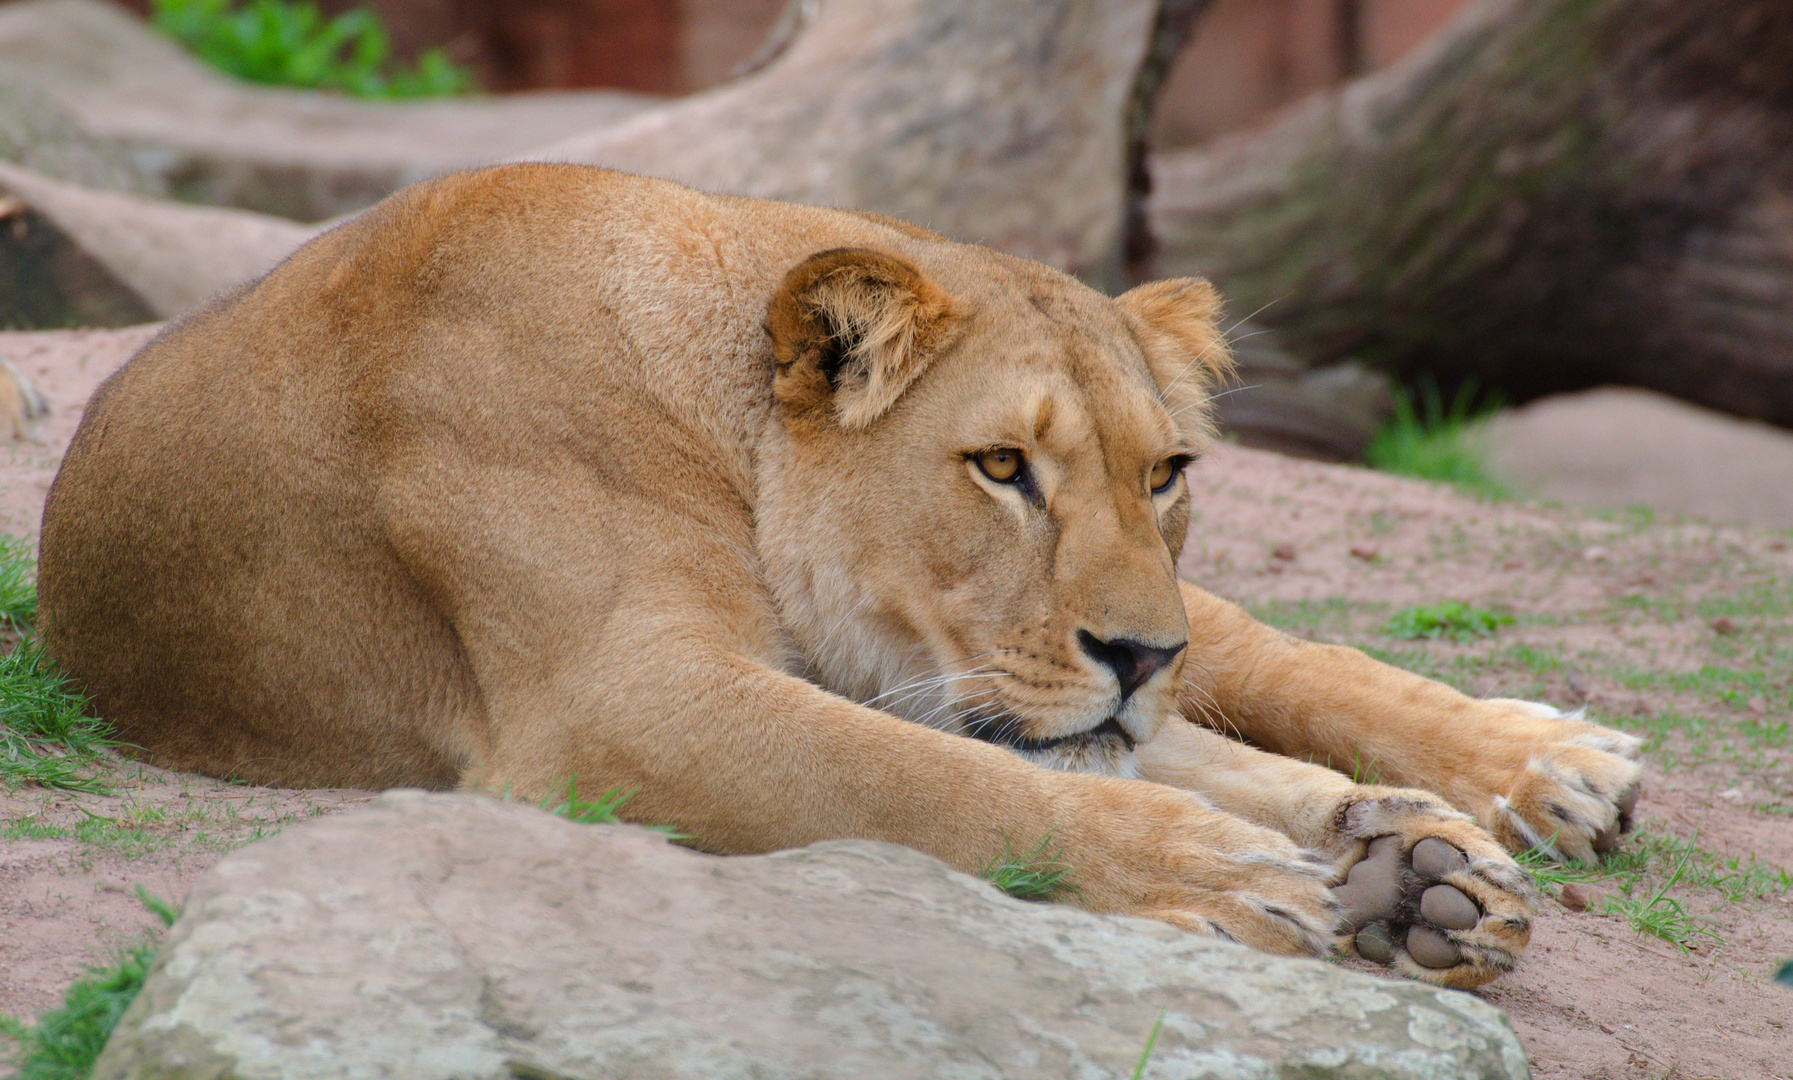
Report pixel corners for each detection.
[1077,631,1186,702]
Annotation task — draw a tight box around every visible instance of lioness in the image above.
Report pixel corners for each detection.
[39,164,1642,989]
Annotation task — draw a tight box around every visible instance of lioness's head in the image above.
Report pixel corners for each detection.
[756,244,1231,776]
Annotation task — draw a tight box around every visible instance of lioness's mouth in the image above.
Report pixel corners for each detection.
[963,714,1135,754]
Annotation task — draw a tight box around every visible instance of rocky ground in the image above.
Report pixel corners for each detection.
[3,326,1791,1079]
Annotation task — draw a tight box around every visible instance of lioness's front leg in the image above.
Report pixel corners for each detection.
[475,642,1350,958]
[1176,581,1644,861]
[1136,719,1535,990]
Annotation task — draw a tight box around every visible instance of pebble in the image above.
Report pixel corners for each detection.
[1709,616,1738,635]
[1558,883,1589,912]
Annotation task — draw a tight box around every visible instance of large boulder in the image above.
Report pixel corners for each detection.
[94,791,1528,1079]
[523,0,1160,290]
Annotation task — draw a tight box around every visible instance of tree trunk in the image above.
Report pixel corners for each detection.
[0,0,1191,315]
[0,0,656,222]
[520,0,1171,290]
[1149,0,1793,428]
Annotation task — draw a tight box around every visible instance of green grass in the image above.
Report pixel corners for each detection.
[980,833,1076,902]
[539,777,684,839]
[1515,841,1606,894]
[1361,378,1507,498]
[1600,845,1722,953]
[0,644,116,795]
[0,534,36,634]
[0,538,117,794]
[1381,601,1514,643]
[0,889,176,1080]
[151,0,475,99]
[0,808,171,855]
[1130,1009,1166,1079]
[1247,597,1382,639]
[1518,827,1791,957]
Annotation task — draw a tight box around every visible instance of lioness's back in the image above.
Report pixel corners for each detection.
[38,199,461,787]
[38,164,960,787]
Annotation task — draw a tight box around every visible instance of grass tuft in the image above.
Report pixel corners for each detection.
[540,777,685,839]
[1129,1008,1166,1080]
[980,833,1077,902]
[1601,844,1722,953]
[0,535,120,793]
[0,534,36,635]
[0,891,177,1079]
[1,645,117,795]
[1381,601,1513,643]
[1362,378,1507,498]
[1513,835,1606,893]
[151,0,475,99]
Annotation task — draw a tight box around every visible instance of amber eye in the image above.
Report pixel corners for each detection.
[975,448,1024,483]
[1149,458,1180,493]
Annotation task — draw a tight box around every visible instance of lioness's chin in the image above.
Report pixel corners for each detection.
[969,717,1143,776]
[1017,737,1142,777]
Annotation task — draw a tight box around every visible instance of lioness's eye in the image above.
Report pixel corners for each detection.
[1149,457,1180,493]
[975,448,1024,484]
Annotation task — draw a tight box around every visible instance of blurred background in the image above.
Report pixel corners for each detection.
[4,0,1792,530]
[107,0,1468,138]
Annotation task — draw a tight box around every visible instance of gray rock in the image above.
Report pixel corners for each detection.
[0,161,312,320]
[1212,323,1396,462]
[0,74,156,195]
[524,0,1159,291]
[1484,386,1793,531]
[0,71,163,328]
[94,791,1529,1080]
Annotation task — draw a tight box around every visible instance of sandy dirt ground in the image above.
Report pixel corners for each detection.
[3,326,1790,1079]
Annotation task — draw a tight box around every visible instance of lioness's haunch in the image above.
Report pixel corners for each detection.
[38,165,1643,988]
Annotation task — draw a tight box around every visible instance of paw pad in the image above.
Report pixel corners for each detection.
[1405,925,1461,968]
[1335,835,1482,973]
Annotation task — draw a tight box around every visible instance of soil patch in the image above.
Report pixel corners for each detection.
[4,327,1791,1079]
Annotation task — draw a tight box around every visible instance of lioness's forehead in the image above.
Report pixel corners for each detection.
[946,316,1179,461]
[923,253,1188,454]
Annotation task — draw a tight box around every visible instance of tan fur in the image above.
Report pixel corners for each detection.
[38,165,1638,988]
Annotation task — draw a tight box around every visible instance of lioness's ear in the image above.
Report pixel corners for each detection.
[1116,277,1236,442]
[766,248,964,429]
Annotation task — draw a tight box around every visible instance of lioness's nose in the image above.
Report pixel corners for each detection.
[1077,631,1186,701]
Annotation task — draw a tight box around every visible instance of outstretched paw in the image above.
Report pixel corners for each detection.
[1480,700,1644,862]
[1331,793,1536,990]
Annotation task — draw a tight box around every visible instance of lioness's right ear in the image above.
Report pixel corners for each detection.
[1116,277,1236,444]
[765,248,964,429]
